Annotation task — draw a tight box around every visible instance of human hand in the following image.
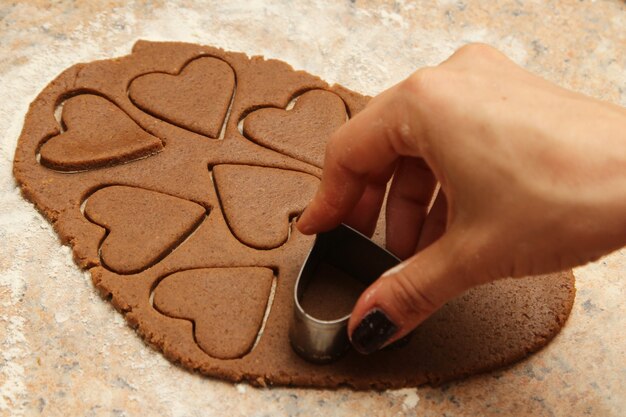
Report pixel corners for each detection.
[297,44,626,354]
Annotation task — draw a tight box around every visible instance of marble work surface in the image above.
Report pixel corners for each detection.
[1,1,625,416]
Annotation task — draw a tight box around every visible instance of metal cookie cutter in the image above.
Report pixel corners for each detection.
[290,224,400,363]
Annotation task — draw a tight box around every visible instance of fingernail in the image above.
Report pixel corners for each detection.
[350,309,398,354]
[383,331,413,351]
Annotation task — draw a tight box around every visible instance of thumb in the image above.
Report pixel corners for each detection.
[347,231,474,354]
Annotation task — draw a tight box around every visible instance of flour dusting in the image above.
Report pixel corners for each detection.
[2,1,625,416]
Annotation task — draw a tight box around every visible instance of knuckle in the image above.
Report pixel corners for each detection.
[385,270,439,321]
[456,43,503,61]
[402,67,437,97]
[386,123,417,156]
[386,68,441,155]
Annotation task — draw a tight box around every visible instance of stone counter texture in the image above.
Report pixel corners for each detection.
[0,1,624,416]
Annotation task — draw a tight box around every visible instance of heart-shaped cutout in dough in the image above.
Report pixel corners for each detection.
[243,89,347,168]
[129,57,235,138]
[84,186,206,274]
[153,267,274,359]
[14,41,577,390]
[39,94,163,171]
[212,164,319,249]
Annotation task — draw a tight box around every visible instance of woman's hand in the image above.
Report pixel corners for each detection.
[297,43,626,354]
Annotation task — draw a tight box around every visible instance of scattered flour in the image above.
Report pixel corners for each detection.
[389,388,420,411]
[2,3,451,415]
[1,1,624,416]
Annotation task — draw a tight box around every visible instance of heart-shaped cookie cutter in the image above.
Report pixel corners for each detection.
[290,224,400,363]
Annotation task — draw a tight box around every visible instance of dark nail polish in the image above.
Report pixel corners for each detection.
[350,309,398,354]
[383,331,413,351]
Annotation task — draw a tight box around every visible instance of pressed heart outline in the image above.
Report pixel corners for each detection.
[241,89,349,168]
[83,185,208,274]
[211,164,320,250]
[152,267,277,360]
[39,94,164,172]
[128,56,236,139]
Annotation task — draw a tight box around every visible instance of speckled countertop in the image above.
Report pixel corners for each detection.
[1,1,625,416]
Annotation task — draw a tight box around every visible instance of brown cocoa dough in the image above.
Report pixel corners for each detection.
[299,262,366,321]
[129,56,235,138]
[12,40,576,389]
[153,267,274,360]
[84,185,206,274]
[39,94,163,171]
[243,89,347,168]
[212,164,319,249]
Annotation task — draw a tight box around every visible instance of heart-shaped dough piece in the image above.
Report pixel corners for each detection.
[84,186,206,274]
[243,89,347,168]
[212,165,319,249]
[153,267,274,359]
[129,57,235,138]
[39,94,163,171]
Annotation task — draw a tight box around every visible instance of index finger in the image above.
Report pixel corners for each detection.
[297,83,425,234]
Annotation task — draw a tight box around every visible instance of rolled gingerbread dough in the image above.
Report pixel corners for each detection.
[13,40,575,389]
